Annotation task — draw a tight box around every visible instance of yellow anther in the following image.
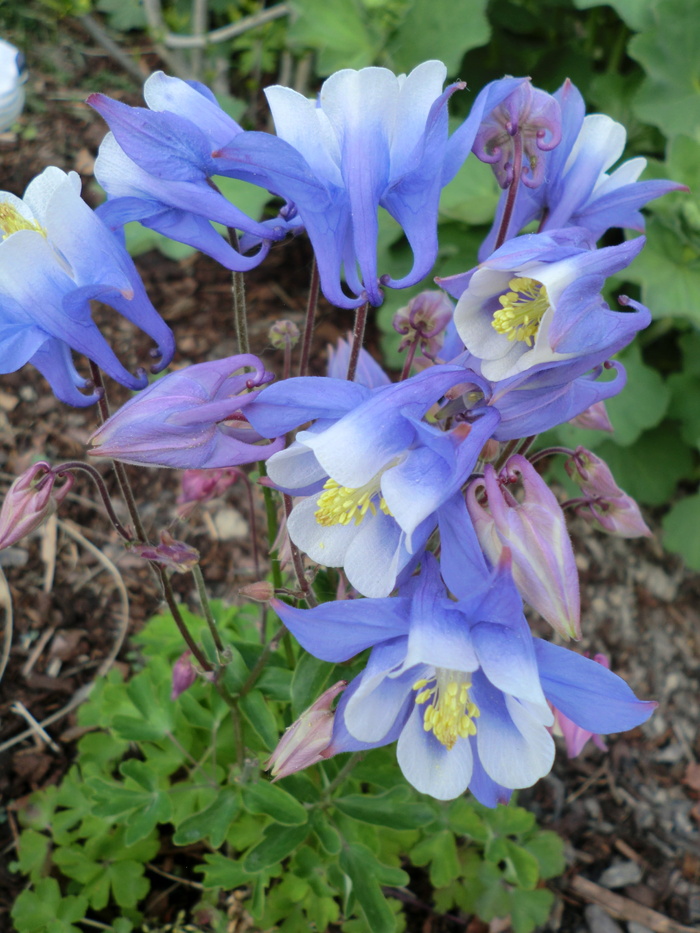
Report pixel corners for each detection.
[413,669,480,750]
[491,276,550,347]
[315,474,392,528]
[0,203,46,240]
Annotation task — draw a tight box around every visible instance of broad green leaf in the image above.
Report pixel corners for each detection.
[387,0,490,73]
[239,689,280,750]
[447,798,489,841]
[667,372,700,449]
[484,804,536,837]
[601,344,670,446]
[195,852,255,890]
[339,844,398,933]
[572,0,655,31]
[629,0,700,139]
[124,222,197,261]
[288,0,379,73]
[88,775,172,846]
[663,493,700,569]
[291,651,332,717]
[410,829,461,887]
[12,878,87,933]
[310,810,342,855]
[242,781,309,826]
[211,176,271,226]
[475,860,511,921]
[509,887,555,933]
[503,840,540,890]
[439,155,501,227]
[594,424,694,505]
[172,788,240,847]
[96,0,147,30]
[243,823,309,873]
[624,220,700,323]
[11,829,50,883]
[334,787,435,831]
[523,831,566,880]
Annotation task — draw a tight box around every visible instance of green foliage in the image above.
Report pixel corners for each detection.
[11,603,564,933]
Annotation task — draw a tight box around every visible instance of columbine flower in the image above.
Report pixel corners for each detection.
[0,462,73,549]
[551,652,610,757]
[89,72,289,272]
[212,67,525,308]
[479,78,685,259]
[0,38,27,132]
[0,167,174,405]
[265,681,346,782]
[440,228,649,383]
[88,355,285,469]
[246,365,499,597]
[472,79,561,189]
[466,454,580,639]
[271,554,655,802]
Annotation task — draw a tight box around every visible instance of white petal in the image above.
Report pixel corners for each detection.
[397,705,473,800]
[264,85,343,186]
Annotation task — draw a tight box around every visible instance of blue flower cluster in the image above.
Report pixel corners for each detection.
[2,64,672,801]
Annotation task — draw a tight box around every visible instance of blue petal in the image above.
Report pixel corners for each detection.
[344,640,417,743]
[437,493,490,599]
[534,639,657,734]
[471,621,546,707]
[468,741,512,808]
[245,376,370,438]
[327,673,412,754]
[397,704,474,800]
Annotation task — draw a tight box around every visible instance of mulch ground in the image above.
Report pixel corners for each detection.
[0,17,699,933]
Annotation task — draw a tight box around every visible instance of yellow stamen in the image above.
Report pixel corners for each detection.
[0,203,46,240]
[491,276,550,347]
[315,474,392,527]
[413,670,480,750]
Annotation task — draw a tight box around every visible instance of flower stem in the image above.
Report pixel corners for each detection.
[284,493,318,607]
[54,461,132,542]
[238,625,286,699]
[494,132,523,251]
[157,563,212,672]
[399,336,420,382]
[298,258,320,377]
[323,752,361,797]
[191,562,225,654]
[346,301,369,382]
[527,445,574,466]
[226,227,250,355]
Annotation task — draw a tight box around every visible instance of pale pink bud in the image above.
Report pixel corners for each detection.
[171,651,197,700]
[552,654,610,757]
[466,454,580,639]
[264,680,347,782]
[580,495,652,539]
[132,530,199,572]
[0,462,73,549]
[268,320,300,350]
[569,401,613,433]
[392,291,453,359]
[177,467,241,517]
[239,580,275,602]
[565,447,622,499]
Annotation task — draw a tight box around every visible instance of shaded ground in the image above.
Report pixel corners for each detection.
[0,18,699,933]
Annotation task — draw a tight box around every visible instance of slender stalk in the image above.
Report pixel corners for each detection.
[323,752,361,797]
[191,563,224,654]
[240,472,261,580]
[283,494,318,607]
[527,445,574,466]
[258,464,283,592]
[157,564,212,672]
[493,438,519,473]
[298,258,320,377]
[399,336,420,382]
[238,625,286,699]
[493,132,523,251]
[54,461,132,541]
[517,434,539,458]
[226,227,250,355]
[346,301,369,382]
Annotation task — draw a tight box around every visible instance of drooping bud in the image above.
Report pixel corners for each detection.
[392,291,454,360]
[565,447,622,499]
[171,651,197,700]
[88,355,285,469]
[264,680,347,782]
[551,653,610,757]
[239,580,275,602]
[131,530,200,572]
[568,401,614,433]
[472,80,562,188]
[0,462,73,550]
[466,454,580,639]
[564,448,651,538]
[177,467,241,518]
[268,320,300,350]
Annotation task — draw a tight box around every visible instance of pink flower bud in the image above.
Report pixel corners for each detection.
[177,467,241,517]
[264,680,347,782]
[171,651,197,700]
[268,320,300,350]
[569,401,614,433]
[565,447,622,499]
[132,531,200,572]
[0,462,73,550]
[392,291,454,360]
[552,654,610,757]
[466,454,580,639]
[239,580,275,602]
[565,449,651,538]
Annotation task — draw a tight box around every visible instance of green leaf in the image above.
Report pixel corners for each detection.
[509,888,555,933]
[12,878,87,933]
[210,176,271,227]
[605,344,670,446]
[572,0,655,31]
[195,852,255,890]
[334,787,435,830]
[96,0,147,30]
[172,788,240,847]
[288,0,379,73]
[439,154,501,227]
[523,831,566,880]
[88,774,172,846]
[624,220,700,323]
[123,222,197,261]
[387,0,490,73]
[663,492,700,569]
[310,810,342,855]
[447,798,489,842]
[242,781,309,826]
[291,652,332,717]
[410,830,461,888]
[239,689,280,750]
[484,804,536,837]
[503,840,540,890]
[12,829,50,883]
[667,372,700,448]
[629,0,700,139]
[243,823,309,873]
[340,844,398,933]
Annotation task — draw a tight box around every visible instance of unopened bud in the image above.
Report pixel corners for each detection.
[565,448,621,499]
[171,651,197,700]
[579,495,652,539]
[0,462,73,550]
[569,401,613,433]
[239,580,275,602]
[177,467,241,517]
[268,320,300,350]
[265,681,347,781]
[393,291,453,359]
[132,530,200,572]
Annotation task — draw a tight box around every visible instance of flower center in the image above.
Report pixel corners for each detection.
[0,203,46,241]
[314,472,392,527]
[491,276,550,347]
[414,669,480,750]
